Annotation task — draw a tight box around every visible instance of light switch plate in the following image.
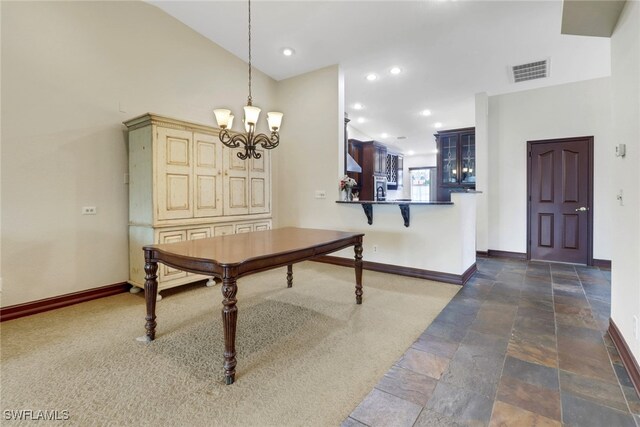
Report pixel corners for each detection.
[315,190,326,199]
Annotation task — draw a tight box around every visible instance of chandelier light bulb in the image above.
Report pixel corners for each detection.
[267,112,283,131]
[213,109,232,128]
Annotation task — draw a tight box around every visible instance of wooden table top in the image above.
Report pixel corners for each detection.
[144,227,364,267]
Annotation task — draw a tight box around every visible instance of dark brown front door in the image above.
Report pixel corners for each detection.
[528,137,593,264]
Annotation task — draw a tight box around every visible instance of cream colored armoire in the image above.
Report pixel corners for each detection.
[124,114,272,298]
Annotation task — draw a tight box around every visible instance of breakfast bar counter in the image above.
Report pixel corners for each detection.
[336,199,453,227]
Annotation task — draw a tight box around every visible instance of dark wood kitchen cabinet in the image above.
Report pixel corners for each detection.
[435,127,475,201]
[386,152,403,190]
[348,139,387,201]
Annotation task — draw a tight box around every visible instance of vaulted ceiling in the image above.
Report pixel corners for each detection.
[149,0,611,154]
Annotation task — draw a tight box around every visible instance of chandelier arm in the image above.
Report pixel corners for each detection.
[253,132,280,150]
[219,130,248,150]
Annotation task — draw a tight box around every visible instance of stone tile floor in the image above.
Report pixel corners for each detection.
[343,257,639,427]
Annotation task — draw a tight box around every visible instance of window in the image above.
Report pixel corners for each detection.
[410,167,435,201]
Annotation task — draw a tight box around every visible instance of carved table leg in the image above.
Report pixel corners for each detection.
[137,251,158,343]
[354,241,363,304]
[287,264,293,288]
[222,268,238,385]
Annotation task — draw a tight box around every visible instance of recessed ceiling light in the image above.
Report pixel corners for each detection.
[407,150,415,156]
[366,73,378,81]
[434,122,443,128]
[353,103,363,110]
[434,148,439,154]
[380,133,388,138]
[281,47,295,56]
[390,67,402,75]
[421,109,432,117]
[357,117,366,124]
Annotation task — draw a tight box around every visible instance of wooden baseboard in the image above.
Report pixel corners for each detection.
[312,256,475,286]
[608,318,640,397]
[1,282,130,322]
[593,259,612,269]
[476,251,489,258]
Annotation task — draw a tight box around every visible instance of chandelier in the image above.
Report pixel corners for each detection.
[213,0,283,160]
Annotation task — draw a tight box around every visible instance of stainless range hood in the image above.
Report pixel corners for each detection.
[346,153,362,173]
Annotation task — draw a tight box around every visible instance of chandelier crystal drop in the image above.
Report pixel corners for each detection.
[213,0,283,160]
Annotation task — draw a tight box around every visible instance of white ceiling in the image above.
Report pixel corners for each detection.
[149,0,611,155]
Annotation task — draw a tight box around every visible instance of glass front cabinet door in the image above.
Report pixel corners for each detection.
[435,127,475,201]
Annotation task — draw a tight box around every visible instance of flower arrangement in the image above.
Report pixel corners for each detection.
[339,175,357,190]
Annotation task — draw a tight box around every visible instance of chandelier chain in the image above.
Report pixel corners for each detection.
[247,0,252,106]
[214,0,281,160]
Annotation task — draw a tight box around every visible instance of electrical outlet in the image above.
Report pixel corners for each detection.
[315,190,326,199]
[82,206,97,215]
[373,245,378,253]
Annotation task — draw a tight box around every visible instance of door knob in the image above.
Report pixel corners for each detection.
[575,207,589,212]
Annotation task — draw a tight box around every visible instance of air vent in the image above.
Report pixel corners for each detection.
[511,59,550,83]
[397,136,407,140]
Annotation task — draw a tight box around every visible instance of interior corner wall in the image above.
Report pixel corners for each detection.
[486,77,614,259]
[273,65,342,229]
[0,1,278,307]
[475,92,489,253]
[610,0,640,361]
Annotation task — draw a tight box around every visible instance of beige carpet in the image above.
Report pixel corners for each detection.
[1,262,458,426]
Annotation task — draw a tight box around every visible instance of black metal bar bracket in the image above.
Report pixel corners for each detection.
[362,203,373,225]
[399,204,410,227]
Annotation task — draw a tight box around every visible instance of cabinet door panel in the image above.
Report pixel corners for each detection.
[194,133,223,218]
[213,224,234,236]
[229,177,248,208]
[249,148,270,214]
[158,230,187,281]
[156,127,193,220]
[235,223,254,233]
[187,227,211,240]
[250,178,266,211]
[460,133,476,184]
[223,147,249,215]
[254,221,271,231]
[440,135,458,185]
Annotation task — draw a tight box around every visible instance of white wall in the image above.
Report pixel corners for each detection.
[486,77,613,259]
[475,93,489,253]
[610,0,640,361]
[0,1,278,306]
[274,66,475,275]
